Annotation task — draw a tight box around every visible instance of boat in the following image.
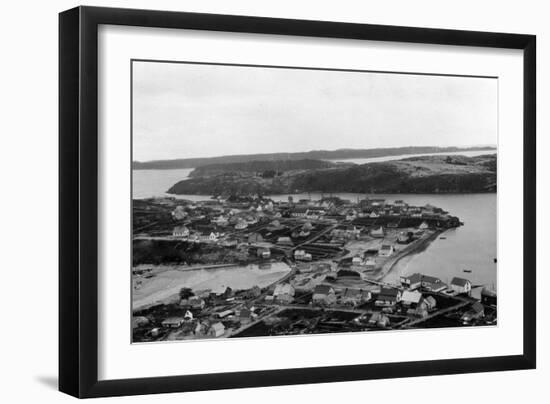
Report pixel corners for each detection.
[439,236,447,240]
[463,269,472,273]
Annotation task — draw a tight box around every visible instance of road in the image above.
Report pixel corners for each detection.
[400,300,470,328]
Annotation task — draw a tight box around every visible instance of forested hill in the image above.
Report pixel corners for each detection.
[189,159,339,178]
[166,154,497,195]
[133,146,495,170]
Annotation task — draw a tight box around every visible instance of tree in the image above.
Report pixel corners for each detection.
[179,287,194,299]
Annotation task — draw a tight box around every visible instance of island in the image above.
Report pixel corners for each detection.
[167,154,497,196]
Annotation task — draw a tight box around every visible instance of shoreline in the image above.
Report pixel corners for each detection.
[375,229,444,281]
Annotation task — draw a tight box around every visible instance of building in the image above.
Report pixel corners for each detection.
[248,232,264,243]
[242,285,262,299]
[461,302,485,324]
[276,236,294,247]
[216,309,234,319]
[423,295,437,311]
[397,231,413,244]
[368,312,390,327]
[214,215,229,226]
[297,262,313,272]
[273,283,295,303]
[132,316,149,329]
[306,207,326,219]
[257,247,271,259]
[345,209,358,221]
[351,255,364,265]
[370,226,384,238]
[290,206,309,218]
[450,277,472,295]
[208,322,225,337]
[341,288,370,306]
[312,285,336,306]
[172,225,190,238]
[400,273,422,290]
[197,232,219,243]
[331,225,360,240]
[375,288,402,307]
[363,258,377,271]
[238,308,253,323]
[188,296,205,310]
[378,244,394,257]
[161,317,185,328]
[420,275,447,292]
[401,290,423,307]
[418,221,429,230]
[481,287,497,307]
[294,249,312,261]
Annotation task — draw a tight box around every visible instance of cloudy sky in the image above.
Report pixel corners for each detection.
[132,61,497,162]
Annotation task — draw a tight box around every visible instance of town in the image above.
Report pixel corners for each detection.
[132,194,497,342]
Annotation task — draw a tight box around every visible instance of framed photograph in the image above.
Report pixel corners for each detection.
[59,6,536,398]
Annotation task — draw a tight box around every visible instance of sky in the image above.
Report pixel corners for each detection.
[132,61,497,162]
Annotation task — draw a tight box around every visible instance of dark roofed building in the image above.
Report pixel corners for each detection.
[312,285,336,306]
[375,287,401,307]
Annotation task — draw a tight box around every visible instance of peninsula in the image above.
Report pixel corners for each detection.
[167,154,497,196]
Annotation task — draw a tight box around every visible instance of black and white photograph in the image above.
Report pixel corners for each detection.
[131,60,498,342]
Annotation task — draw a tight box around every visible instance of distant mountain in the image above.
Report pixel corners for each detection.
[167,154,497,195]
[133,146,496,170]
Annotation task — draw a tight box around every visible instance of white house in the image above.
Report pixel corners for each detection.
[312,285,336,306]
[370,226,384,238]
[450,277,472,295]
[208,322,225,337]
[378,244,394,257]
[172,225,190,238]
[401,290,423,307]
[352,255,364,265]
[294,249,312,261]
[273,283,295,303]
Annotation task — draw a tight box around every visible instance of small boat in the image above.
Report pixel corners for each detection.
[439,236,447,240]
[463,269,472,273]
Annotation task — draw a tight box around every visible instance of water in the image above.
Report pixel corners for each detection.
[132,168,195,199]
[133,262,291,309]
[132,151,497,294]
[132,150,496,200]
[326,149,495,165]
[376,193,497,294]
[271,192,496,292]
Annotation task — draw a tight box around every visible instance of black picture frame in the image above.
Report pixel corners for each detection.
[59,5,536,398]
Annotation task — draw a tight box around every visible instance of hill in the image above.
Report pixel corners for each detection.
[133,146,495,170]
[166,154,497,195]
[189,159,339,178]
